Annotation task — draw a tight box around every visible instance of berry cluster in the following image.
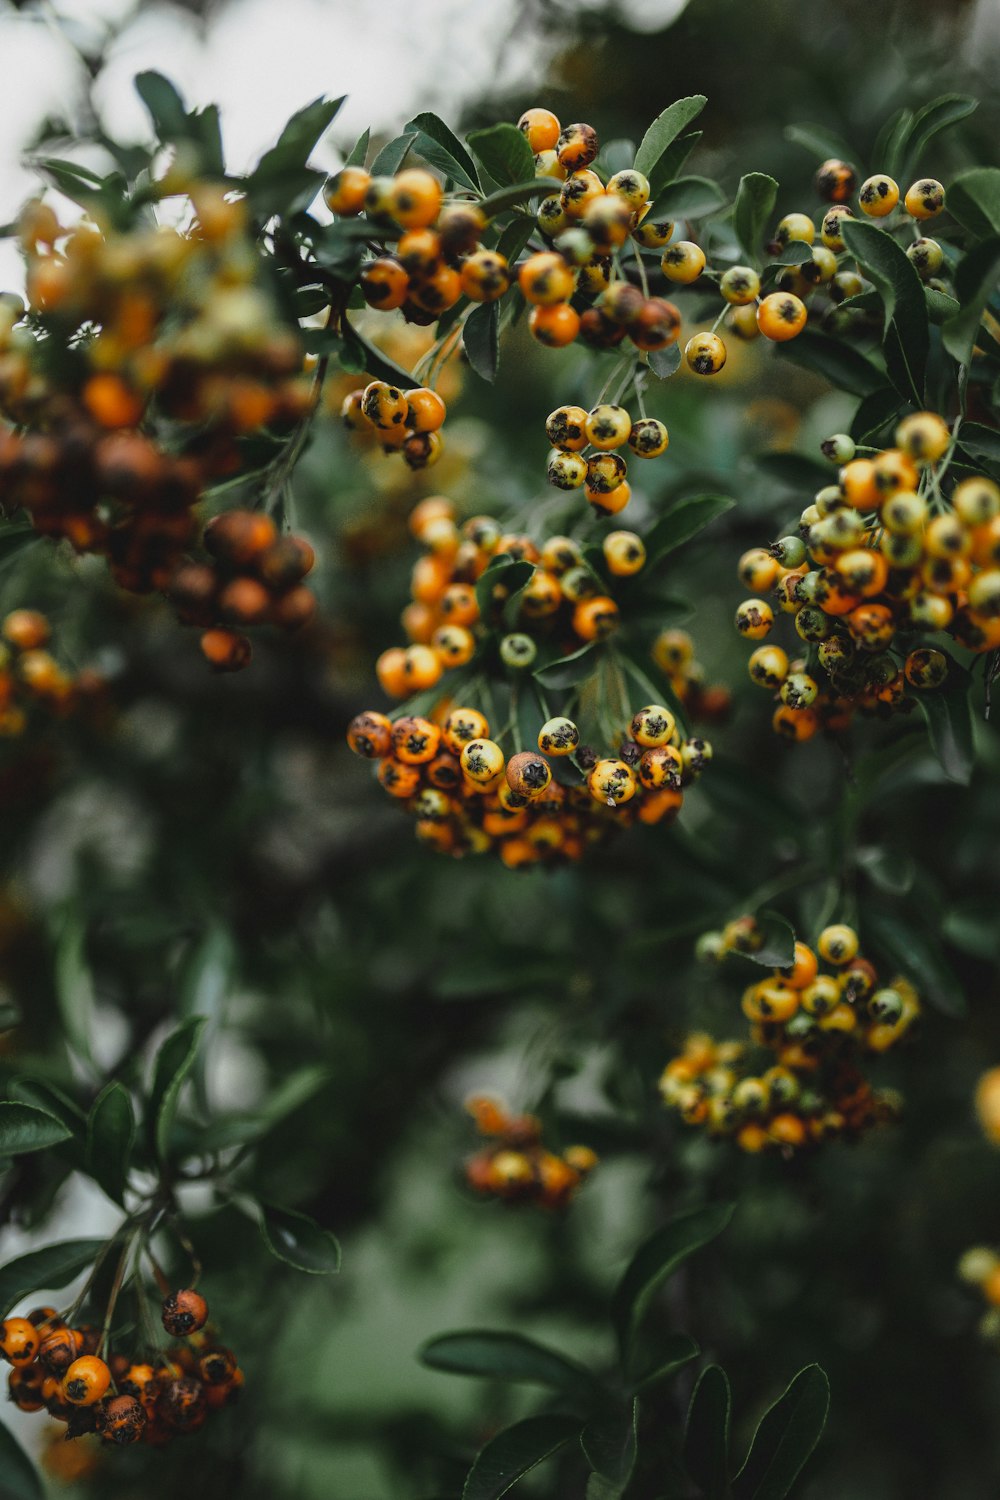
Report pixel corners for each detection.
[652,627,731,723]
[544,401,669,514]
[659,920,917,1153]
[340,379,447,471]
[0,189,310,662]
[372,495,648,699]
[0,608,101,735]
[2,1289,240,1449]
[957,1245,1000,1346]
[168,509,316,671]
[735,411,1000,741]
[464,1094,597,1209]
[347,698,711,865]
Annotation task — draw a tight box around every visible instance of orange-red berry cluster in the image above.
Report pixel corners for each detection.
[341,379,447,470]
[464,1095,597,1209]
[736,411,1000,741]
[659,919,917,1153]
[346,697,710,865]
[2,1290,240,1449]
[0,608,102,736]
[168,510,316,671]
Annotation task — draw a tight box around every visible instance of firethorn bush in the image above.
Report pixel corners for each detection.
[1,6,1000,1497]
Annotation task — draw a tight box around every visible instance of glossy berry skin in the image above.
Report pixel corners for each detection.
[389,169,442,229]
[776,212,815,246]
[460,250,510,301]
[519,252,575,305]
[323,166,370,216]
[661,241,705,283]
[588,758,637,806]
[573,596,620,641]
[360,257,409,310]
[405,387,446,433]
[499,632,537,669]
[546,405,589,451]
[638,744,683,791]
[96,1393,147,1446]
[815,158,857,203]
[528,303,580,346]
[347,712,392,759]
[685,332,727,375]
[64,1355,112,1406]
[603,531,646,575]
[1,1318,39,1367]
[859,174,899,217]
[361,381,408,431]
[585,404,631,450]
[757,294,807,341]
[607,169,650,211]
[518,107,561,153]
[817,924,859,965]
[586,452,627,494]
[461,739,505,784]
[748,645,789,689]
[547,450,588,489]
[561,169,605,218]
[537,717,579,755]
[630,297,681,350]
[720,266,760,305]
[556,122,599,170]
[735,599,774,640]
[820,205,855,250]
[904,647,949,689]
[628,418,669,458]
[907,237,943,277]
[392,716,441,764]
[904,179,945,219]
[506,750,552,798]
[633,216,674,248]
[161,1289,209,1338]
[630,704,676,746]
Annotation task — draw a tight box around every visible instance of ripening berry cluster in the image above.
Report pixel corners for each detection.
[651,627,731,724]
[347,699,711,865]
[464,1094,597,1209]
[372,495,651,700]
[168,509,316,672]
[341,379,447,470]
[2,1289,241,1449]
[545,401,668,515]
[658,919,917,1153]
[0,608,101,735]
[735,411,1000,741]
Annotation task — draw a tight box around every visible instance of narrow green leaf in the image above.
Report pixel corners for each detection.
[86,1082,135,1207]
[958,421,1000,465]
[744,910,796,969]
[732,1365,830,1500]
[256,96,344,176]
[259,1203,341,1273]
[879,107,914,181]
[733,173,778,266]
[405,112,481,192]
[0,1417,44,1500]
[479,176,564,219]
[0,1238,106,1318]
[684,1365,731,1500]
[581,1401,638,1500]
[421,1330,600,1402]
[369,133,414,177]
[462,1414,581,1500]
[773,329,883,397]
[629,1332,701,1394]
[849,386,903,445]
[942,236,1000,368]
[783,122,857,164]
[840,217,928,403]
[345,126,370,168]
[467,123,536,188]
[180,923,234,1021]
[464,301,500,383]
[648,175,725,221]
[8,1077,85,1130]
[946,166,1000,238]
[339,313,415,387]
[54,915,95,1067]
[475,557,535,622]
[134,71,188,138]
[866,908,965,1018]
[634,97,708,179]
[645,495,735,567]
[648,343,681,379]
[649,131,702,195]
[942,897,1000,961]
[915,659,975,785]
[855,845,915,896]
[534,640,600,690]
[200,1066,329,1151]
[495,216,536,264]
[149,1017,207,1162]
[904,94,978,173]
[0,1102,71,1156]
[612,1202,735,1362]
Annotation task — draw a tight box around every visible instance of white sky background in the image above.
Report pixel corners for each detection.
[0,0,690,291]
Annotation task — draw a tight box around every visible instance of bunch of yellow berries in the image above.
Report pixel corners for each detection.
[544,401,669,515]
[735,411,1000,741]
[464,1095,597,1210]
[659,919,917,1153]
[0,609,102,737]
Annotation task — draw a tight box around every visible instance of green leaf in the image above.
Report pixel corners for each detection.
[630,1332,701,1394]
[649,131,703,195]
[495,216,536,264]
[479,177,564,219]
[259,1203,341,1273]
[648,343,682,379]
[840,217,928,404]
[8,1077,85,1131]
[946,167,1000,238]
[32,157,112,213]
[369,133,414,176]
[684,1365,732,1500]
[925,287,959,324]
[467,123,536,188]
[783,122,857,164]
[421,1330,599,1403]
[200,1066,330,1151]
[149,1016,207,1162]
[86,1082,135,1207]
[855,845,915,896]
[0,1415,44,1500]
[879,107,914,181]
[54,914,96,1067]
[773,329,884,397]
[339,313,415,387]
[462,1414,582,1500]
[134,71,188,138]
[903,94,978,174]
[942,897,1000,962]
[744,910,796,969]
[464,301,500,383]
[475,557,536,622]
[248,95,345,215]
[698,754,802,839]
[0,525,41,572]
[180,922,234,1021]
[612,1202,735,1363]
[0,1000,20,1031]
[344,127,370,169]
[866,909,965,1018]
[916,660,975,785]
[648,175,725,221]
[732,1365,830,1500]
[942,236,1000,369]
[534,639,600,690]
[405,112,481,192]
[645,495,735,567]
[634,97,708,179]
[957,422,1000,465]
[0,1238,107,1318]
[849,386,903,445]
[0,1102,71,1156]
[733,173,778,266]
[581,1401,638,1500]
